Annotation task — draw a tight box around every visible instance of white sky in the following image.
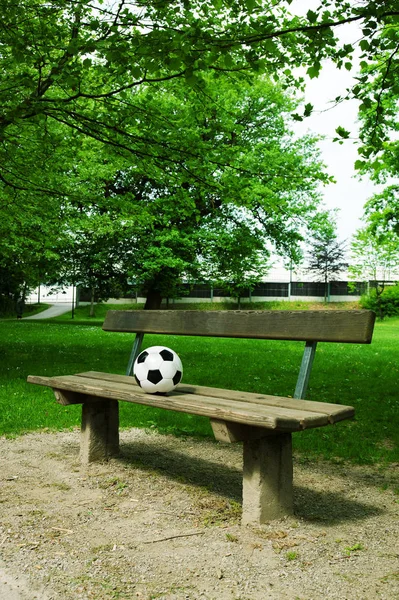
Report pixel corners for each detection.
[294,66,376,244]
[290,1,381,243]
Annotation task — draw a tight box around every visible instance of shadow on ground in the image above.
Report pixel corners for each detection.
[109,438,385,525]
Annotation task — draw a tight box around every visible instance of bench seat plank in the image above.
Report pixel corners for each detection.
[27,373,353,432]
[77,371,355,424]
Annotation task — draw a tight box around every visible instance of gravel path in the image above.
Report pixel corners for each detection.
[23,304,71,320]
[0,562,50,600]
[0,428,398,600]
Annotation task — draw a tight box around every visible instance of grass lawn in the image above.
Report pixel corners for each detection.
[51,299,362,322]
[0,312,397,465]
[1,303,52,320]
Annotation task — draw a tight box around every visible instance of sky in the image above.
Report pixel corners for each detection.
[294,65,376,244]
[291,1,381,243]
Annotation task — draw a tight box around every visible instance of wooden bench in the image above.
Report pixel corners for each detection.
[27,309,375,525]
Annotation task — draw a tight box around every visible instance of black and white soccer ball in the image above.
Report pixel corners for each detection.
[133,346,183,394]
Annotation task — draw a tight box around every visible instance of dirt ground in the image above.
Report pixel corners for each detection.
[0,428,398,600]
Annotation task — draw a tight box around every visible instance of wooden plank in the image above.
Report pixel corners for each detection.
[53,389,88,406]
[102,309,375,343]
[210,419,274,443]
[27,374,332,431]
[74,372,355,424]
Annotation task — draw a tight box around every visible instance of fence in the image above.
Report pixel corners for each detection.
[77,280,372,304]
[180,281,369,300]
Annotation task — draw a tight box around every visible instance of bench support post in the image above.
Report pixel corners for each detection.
[80,399,120,463]
[126,332,145,376]
[294,341,317,399]
[242,433,293,525]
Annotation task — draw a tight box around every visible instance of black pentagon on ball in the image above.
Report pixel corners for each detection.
[137,351,149,364]
[159,349,174,361]
[173,370,182,385]
[147,369,163,385]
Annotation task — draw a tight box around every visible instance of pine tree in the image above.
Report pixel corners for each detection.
[306,230,348,302]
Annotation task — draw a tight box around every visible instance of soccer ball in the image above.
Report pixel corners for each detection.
[133,346,183,394]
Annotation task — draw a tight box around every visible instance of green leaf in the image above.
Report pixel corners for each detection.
[359,39,370,52]
[306,10,318,23]
[245,0,257,11]
[335,126,350,139]
[354,160,366,170]
[307,64,320,79]
[304,102,313,117]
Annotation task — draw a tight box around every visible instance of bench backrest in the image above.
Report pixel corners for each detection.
[103,309,375,400]
[103,309,375,344]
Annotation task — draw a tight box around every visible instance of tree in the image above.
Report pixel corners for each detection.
[349,226,399,284]
[51,219,131,317]
[2,70,331,309]
[360,186,399,246]
[4,1,395,308]
[200,218,270,309]
[348,212,399,319]
[1,1,398,194]
[57,73,330,308]
[306,220,348,302]
[352,22,399,234]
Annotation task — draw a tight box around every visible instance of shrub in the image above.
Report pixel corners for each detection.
[360,284,399,319]
[0,295,16,317]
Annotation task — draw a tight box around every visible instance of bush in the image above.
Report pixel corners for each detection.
[0,295,16,317]
[360,284,399,319]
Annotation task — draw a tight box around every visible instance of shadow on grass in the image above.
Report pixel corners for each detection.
[22,318,104,327]
[112,438,384,525]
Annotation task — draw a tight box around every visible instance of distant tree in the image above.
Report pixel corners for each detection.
[306,224,348,302]
[201,220,270,309]
[349,227,399,284]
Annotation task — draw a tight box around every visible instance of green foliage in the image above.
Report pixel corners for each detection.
[360,284,399,318]
[0,302,52,320]
[364,186,399,238]
[349,226,399,282]
[35,74,328,305]
[356,23,399,165]
[1,1,398,303]
[0,295,15,317]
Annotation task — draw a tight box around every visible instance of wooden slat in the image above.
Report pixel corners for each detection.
[102,309,375,343]
[27,373,353,431]
[28,375,329,431]
[76,371,355,424]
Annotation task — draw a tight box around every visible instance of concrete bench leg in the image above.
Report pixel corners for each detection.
[80,399,120,463]
[242,433,293,525]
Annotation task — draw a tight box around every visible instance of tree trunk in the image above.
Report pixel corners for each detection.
[89,287,95,317]
[324,274,328,303]
[144,288,162,310]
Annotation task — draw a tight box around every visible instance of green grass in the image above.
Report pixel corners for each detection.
[49,300,361,322]
[1,302,52,320]
[0,314,398,465]
[53,302,146,322]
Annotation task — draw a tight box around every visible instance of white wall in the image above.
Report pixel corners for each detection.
[26,286,74,304]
